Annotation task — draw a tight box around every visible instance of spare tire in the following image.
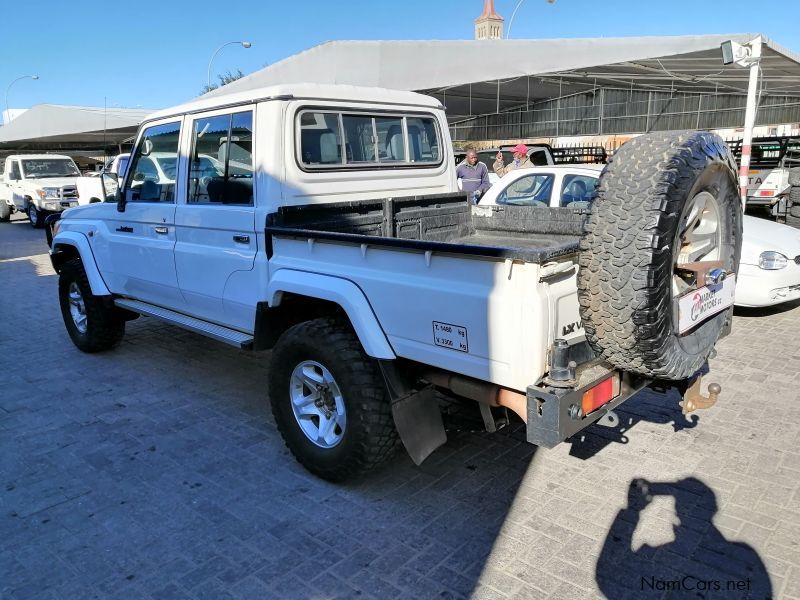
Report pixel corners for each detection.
[788,167,800,187]
[578,131,742,381]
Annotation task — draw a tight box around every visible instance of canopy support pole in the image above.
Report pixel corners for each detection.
[739,37,763,210]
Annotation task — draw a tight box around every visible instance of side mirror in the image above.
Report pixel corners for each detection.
[141,139,153,156]
[100,172,123,211]
[132,172,145,182]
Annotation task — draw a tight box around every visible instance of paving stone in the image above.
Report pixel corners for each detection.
[0,215,796,600]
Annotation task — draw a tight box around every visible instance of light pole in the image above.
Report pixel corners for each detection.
[5,75,39,124]
[207,41,252,91]
[507,0,556,39]
[720,37,762,210]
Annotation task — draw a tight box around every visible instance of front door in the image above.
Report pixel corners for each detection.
[174,109,257,330]
[91,120,185,309]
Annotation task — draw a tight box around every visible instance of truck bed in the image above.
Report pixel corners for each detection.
[266,193,588,264]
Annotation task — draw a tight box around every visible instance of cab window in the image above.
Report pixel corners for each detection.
[123,122,181,203]
[188,111,254,205]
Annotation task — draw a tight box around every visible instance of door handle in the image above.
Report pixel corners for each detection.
[154,226,168,234]
[233,235,250,244]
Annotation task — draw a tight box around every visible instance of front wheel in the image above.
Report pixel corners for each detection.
[269,318,399,481]
[58,259,125,352]
[28,204,44,228]
[0,201,10,222]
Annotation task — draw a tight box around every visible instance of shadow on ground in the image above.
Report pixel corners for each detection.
[597,477,772,599]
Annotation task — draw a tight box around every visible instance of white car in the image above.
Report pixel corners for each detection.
[478,165,603,208]
[737,215,800,307]
[482,165,800,307]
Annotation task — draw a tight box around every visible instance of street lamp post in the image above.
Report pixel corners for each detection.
[5,75,39,124]
[207,41,252,91]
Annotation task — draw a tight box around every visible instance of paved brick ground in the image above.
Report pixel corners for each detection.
[1,211,799,599]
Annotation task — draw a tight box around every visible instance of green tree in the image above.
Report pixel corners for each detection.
[200,69,246,95]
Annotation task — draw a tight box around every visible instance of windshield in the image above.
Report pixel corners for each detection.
[21,158,80,178]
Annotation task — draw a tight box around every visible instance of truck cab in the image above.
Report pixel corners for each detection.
[0,154,81,227]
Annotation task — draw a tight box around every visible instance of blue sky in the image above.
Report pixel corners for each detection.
[1,0,797,112]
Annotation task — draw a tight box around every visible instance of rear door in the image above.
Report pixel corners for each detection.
[174,107,257,330]
[91,119,184,307]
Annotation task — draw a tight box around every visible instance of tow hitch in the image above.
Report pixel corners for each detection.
[679,378,722,414]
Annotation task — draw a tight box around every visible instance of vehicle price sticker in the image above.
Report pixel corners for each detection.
[432,321,469,353]
[677,276,736,334]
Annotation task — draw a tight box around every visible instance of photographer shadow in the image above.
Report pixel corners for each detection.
[596,477,772,599]
[568,387,699,460]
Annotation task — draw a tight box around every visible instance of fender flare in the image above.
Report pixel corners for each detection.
[51,231,111,296]
[266,269,395,360]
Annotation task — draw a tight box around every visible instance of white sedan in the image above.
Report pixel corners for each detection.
[480,165,800,308]
[478,165,603,208]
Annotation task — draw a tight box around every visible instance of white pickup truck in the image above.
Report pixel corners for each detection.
[0,154,82,226]
[47,84,742,481]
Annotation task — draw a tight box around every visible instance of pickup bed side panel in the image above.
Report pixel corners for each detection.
[51,231,111,296]
[266,268,396,360]
[269,238,556,391]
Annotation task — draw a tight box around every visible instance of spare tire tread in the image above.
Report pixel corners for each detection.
[578,131,740,379]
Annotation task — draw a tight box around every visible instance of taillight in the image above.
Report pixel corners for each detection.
[756,190,776,197]
[581,375,621,415]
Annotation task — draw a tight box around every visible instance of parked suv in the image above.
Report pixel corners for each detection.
[48,84,741,481]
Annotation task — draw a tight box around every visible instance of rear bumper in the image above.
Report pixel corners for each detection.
[526,361,651,448]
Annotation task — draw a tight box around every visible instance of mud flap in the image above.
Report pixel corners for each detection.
[391,386,447,465]
[379,361,447,465]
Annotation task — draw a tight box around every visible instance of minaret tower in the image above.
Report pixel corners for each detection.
[475,0,504,40]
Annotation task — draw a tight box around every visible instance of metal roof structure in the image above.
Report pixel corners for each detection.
[0,104,152,151]
[203,34,800,122]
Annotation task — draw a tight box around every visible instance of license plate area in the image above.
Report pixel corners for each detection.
[677,275,736,334]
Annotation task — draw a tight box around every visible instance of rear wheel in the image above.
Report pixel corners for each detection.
[269,318,399,481]
[58,259,125,352]
[578,131,741,380]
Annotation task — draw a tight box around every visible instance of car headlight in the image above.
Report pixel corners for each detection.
[759,251,788,270]
[36,188,60,199]
[45,201,59,210]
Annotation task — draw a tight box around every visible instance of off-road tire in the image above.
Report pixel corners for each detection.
[28,204,44,228]
[578,131,741,380]
[58,259,125,352]
[0,201,10,222]
[269,318,399,481]
[788,168,800,187]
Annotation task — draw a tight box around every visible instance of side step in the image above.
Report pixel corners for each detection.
[114,298,254,350]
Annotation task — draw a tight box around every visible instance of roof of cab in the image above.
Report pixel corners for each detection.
[146,83,444,122]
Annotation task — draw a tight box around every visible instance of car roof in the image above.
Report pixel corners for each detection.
[505,165,604,175]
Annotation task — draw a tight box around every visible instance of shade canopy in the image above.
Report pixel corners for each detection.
[0,104,152,151]
[203,34,800,122]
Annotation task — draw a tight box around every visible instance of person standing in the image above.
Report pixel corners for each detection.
[493,143,533,177]
[456,149,491,203]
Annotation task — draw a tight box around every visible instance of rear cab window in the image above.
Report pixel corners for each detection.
[297,109,442,169]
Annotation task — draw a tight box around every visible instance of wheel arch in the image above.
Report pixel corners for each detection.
[51,231,111,296]
[260,270,396,360]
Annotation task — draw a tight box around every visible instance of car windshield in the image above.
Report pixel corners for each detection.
[155,157,177,180]
[21,159,80,178]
